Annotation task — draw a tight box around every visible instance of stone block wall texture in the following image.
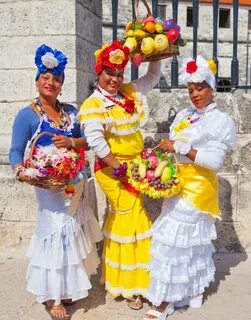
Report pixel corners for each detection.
[0,0,102,248]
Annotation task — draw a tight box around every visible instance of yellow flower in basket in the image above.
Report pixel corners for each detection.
[128,148,181,199]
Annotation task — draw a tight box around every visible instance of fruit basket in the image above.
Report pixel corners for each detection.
[123,0,186,66]
[127,148,181,199]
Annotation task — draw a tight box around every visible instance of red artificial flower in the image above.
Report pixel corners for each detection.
[95,40,130,74]
[123,98,135,114]
[186,60,198,74]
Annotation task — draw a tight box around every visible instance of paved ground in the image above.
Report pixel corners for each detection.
[0,249,250,320]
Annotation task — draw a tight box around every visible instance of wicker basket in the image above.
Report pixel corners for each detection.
[26,131,68,190]
[127,0,182,63]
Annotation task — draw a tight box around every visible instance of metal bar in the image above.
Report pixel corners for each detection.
[152,0,158,18]
[212,0,219,86]
[171,0,179,86]
[245,31,250,92]
[111,0,118,40]
[192,0,199,59]
[231,0,239,87]
[131,0,138,80]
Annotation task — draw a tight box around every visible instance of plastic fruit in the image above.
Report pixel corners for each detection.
[133,29,146,39]
[124,37,137,52]
[126,30,134,37]
[154,34,168,51]
[141,37,155,55]
[167,28,180,42]
[155,23,163,33]
[138,163,147,178]
[144,15,155,24]
[144,21,156,33]
[154,160,168,178]
[148,155,159,169]
[132,53,143,67]
[125,21,133,32]
[161,167,172,183]
[163,18,176,31]
[146,169,155,180]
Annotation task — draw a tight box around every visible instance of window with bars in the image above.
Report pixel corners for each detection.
[158,4,166,20]
[187,7,193,27]
[248,10,251,30]
[219,8,231,28]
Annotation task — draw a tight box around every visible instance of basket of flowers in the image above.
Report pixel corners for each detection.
[128,148,181,199]
[24,131,85,192]
[123,0,186,66]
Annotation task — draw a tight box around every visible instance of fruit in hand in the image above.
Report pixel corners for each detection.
[141,37,155,55]
[167,28,180,42]
[133,29,146,39]
[155,23,164,33]
[132,53,143,67]
[144,15,155,24]
[154,34,168,51]
[154,160,168,178]
[160,167,172,183]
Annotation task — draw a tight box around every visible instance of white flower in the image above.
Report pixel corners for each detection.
[41,52,59,69]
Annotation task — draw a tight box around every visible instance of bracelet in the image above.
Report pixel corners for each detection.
[173,140,192,155]
[112,162,127,178]
[70,138,76,148]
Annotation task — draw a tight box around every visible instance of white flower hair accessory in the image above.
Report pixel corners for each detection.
[179,55,216,90]
[41,52,59,69]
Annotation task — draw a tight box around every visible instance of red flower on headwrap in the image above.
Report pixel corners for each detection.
[95,40,130,74]
[186,60,198,74]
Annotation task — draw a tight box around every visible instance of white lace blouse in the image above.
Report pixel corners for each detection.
[169,102,236,171]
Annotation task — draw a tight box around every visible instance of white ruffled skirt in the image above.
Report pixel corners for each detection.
[26,180,103,304]
[147,196,217,306]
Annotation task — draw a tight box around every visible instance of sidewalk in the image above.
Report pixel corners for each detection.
[0,249,250,320]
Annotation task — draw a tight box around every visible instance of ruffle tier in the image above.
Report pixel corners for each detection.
[26,190,103,304]
[147,196,217,306]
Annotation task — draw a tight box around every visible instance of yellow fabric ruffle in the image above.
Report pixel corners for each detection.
[178,163,220,217]
[96,162,152,298]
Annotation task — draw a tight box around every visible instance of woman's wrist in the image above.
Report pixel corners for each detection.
[13,165,25,180]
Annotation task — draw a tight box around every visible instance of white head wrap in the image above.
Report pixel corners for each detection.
[179,55,216,90]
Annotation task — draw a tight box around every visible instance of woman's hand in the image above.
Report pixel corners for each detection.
[52,135,72,149]
[18,171,38,185]
[157,139,175,153]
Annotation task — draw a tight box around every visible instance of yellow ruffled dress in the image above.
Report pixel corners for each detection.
[78,83,152,298]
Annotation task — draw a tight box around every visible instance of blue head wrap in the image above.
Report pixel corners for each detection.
[35,44,68,83]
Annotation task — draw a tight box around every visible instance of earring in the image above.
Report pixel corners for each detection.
[60,91,62,96]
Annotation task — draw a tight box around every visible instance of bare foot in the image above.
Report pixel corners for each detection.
[144,302,169,319]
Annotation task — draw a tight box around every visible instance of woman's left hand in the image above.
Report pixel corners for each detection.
[157,139,175,153]
[52,135,72,149]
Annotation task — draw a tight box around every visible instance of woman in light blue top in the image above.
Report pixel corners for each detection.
[9,44,102,320]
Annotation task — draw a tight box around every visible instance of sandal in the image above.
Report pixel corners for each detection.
[43,302,71,320]
[127,296,143,310]
[61,299,76,306]
[143,303,174,320]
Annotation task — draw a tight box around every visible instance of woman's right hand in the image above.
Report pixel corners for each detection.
[18,171,38,185]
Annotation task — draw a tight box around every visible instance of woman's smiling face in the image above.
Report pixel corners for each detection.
[98,67,124,94]
[36,72,63,99]
[187,81,214,109]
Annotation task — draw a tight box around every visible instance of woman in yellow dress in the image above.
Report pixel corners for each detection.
[78,40,161,309]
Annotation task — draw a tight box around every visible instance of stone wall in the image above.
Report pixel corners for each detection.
[0,0,102,248]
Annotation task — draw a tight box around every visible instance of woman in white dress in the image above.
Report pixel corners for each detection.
[9,44,103,319]
[144,56,236,320]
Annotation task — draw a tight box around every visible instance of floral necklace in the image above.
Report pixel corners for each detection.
[98,88,135,114]
[173,104,216,136]
[35,97,69,130]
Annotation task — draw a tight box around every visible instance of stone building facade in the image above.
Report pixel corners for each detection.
[0,0,251,254]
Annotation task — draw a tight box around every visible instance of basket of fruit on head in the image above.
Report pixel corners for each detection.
[123,0,186,67]
[128,148,181,199]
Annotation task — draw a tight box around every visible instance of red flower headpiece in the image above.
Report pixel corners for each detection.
[95,40,130,74]
[186,60,198,74]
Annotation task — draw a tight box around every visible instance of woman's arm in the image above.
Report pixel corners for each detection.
[132,61,161,94]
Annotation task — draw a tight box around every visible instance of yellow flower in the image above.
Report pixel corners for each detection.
[109,49,125,65]
[207,59,217,75]
[173,120,191,136]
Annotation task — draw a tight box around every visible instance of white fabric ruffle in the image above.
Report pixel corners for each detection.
[26,180,103,304]
[147,196,216,306]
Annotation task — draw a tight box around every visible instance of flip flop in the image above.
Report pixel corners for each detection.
[127,296,143,310]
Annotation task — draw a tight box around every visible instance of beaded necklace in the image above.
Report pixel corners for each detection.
[35,97,69,130]
[97,88,135,114]
[173,104,216,136]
